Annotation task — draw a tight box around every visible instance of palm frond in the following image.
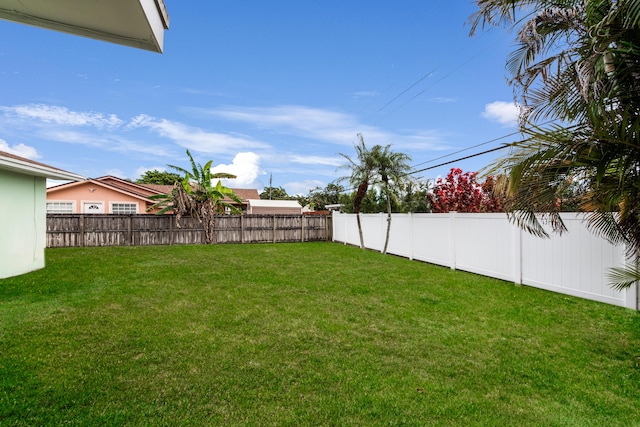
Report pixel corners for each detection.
[608,265,640,291]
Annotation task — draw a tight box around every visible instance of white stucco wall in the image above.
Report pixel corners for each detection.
[0,169,47,279]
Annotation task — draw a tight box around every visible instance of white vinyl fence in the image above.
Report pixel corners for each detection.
[332,212,638,310]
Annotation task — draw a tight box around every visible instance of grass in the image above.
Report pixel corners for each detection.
[1,242,639,426]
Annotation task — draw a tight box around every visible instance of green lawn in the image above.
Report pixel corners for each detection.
[1,243,639,426]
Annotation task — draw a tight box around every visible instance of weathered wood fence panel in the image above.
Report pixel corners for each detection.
[47,214,331,247]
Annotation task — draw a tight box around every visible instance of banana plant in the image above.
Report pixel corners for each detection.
[148,150,242,243]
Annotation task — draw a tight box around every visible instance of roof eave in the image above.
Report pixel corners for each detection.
[0,156,85,181]
[0,0,169,53]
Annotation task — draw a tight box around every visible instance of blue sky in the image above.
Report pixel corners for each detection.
[0,1,520,195]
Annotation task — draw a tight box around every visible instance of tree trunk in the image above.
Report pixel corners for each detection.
[354,182,368,249]
[356,212,365,249]
[382,184,392,254]
[201,200,216,244]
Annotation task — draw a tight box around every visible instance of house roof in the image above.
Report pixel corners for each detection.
[140,183,174,194]
[248,199,302,208]
[0,0,169,53]
[96,176,164,197]
[47,176,260,206]
[135,184,259,204]
[47,178,156,204]
[232,189,260,203]
[0,150,85,181]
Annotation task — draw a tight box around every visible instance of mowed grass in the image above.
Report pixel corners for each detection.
[1,243,639,426]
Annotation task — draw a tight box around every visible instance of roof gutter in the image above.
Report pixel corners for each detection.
[0,155,85,181]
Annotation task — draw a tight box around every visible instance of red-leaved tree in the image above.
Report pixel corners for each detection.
[480,175,506,213]
[428,168,504,213]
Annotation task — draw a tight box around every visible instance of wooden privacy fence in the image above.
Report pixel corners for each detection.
[47,214,332,248]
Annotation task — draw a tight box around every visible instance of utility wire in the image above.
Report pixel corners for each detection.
[407,143,514,177]
[370,31,512,124]
[374,66,442,114]
[409,119,556,170]
[337,140,518,194]
[374,53,485,125]
[410,130,521,169]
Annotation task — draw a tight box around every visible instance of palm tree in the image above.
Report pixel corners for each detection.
[149,150,242,244]
[470,0,640,288]
[337,134,378,249]
[373,144,412,254]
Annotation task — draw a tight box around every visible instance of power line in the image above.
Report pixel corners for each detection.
[374,54,485,125]
[407,143,514,177]
[370,31,512,124]
[374,66,441,114]
[338,140,517,194]
[410,131,520,169]
[409,119,557,170]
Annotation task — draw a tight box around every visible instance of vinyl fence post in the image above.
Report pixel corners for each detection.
[449,211,456,270]
[409,212,414,261]
[380,212,385,253]
[513,220,523,285]
[344,213,347,245]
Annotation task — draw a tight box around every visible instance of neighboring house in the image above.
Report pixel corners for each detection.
[0,151,84,279]
[246,199,303,215]
[46,176,164,214]
[0,0,169,53]
[46,176,260,214]
[325,204,343,212]
[228,189,260,212]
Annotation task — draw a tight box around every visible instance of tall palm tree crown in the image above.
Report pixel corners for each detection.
[338,134,379,248]
[338,134,413,252]
[373,144,413,254]
[470,0,640,288]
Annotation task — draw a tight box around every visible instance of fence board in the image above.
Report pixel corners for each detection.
[46,213,330,248]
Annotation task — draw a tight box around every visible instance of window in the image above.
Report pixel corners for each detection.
[46,201,74,214]
[111,203,138,214]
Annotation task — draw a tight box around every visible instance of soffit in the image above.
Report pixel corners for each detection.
[0,151,85,181]
[0,0,169,53]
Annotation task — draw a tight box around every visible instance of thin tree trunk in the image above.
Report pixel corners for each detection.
[383,185,392,254]
[356,212,365,249]
[354,181,368,249]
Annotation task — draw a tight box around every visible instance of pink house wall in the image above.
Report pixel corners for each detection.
[47,181,155,213]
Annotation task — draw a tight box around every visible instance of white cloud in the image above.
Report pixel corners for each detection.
[350,90,380,98]
[210,105,358,144]
[481,101,519,126]
[289,154,342,167]
[44,130,174,157]
[211,152,262,188]
[0,139,40,159]
[200,105,448,151]
[284,179,326,196]
[1,104,123,128]
[127,114,270,155]
[431,97,458,103]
